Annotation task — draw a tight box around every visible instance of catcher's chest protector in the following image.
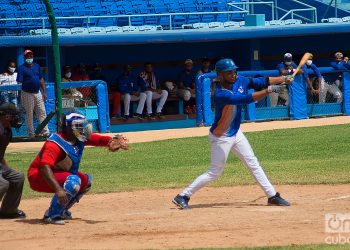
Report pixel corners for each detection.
[47,133,85,174]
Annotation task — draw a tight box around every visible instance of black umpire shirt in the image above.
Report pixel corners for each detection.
[0,122,11,162]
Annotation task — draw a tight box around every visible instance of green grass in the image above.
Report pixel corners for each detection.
[191,244,350,249]
[6,124,350,199]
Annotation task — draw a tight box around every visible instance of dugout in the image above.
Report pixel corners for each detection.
[1,23,350,133]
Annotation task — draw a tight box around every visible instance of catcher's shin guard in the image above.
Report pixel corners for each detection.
[65,174,92,211]
[47,175,81,219]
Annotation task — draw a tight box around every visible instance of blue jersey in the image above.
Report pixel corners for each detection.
[210,76,268,137]
[277,62,297,75]
[325,60,350,82]
[302,64,322,79]
[47,133,85,174]
[117,74,136,94]
[16,63,42,93]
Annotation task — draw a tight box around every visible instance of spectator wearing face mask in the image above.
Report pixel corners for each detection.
[0,60,18,106]
[61,65,83,99]
[16,50,49,137]
[271,53,300,107]
[177,59,196,114]
[320,52,348,103]
[71,63,91,99]
[301,55,322,101]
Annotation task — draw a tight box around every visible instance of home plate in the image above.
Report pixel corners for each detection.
[249,207,286,212]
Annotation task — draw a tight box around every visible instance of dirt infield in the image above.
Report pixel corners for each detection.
[1,185,350,249]
[2,116,350,249]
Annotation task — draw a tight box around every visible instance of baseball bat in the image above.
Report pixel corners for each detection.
[292,52,313,78]
[34,110,56,135]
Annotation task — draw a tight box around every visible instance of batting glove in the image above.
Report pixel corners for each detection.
[283,75,294,84]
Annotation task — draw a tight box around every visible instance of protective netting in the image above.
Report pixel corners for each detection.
[306,72,344,117]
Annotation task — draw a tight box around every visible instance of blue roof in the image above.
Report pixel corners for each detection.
[1,22,350,47]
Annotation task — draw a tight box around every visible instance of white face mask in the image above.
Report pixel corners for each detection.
[285,61,292,66]
[8,67,16,73]
[65,72,72,79]
[306,60,312,66]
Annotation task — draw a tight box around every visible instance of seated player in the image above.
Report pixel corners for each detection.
[118,65,147,120]
[137,62,168,119]
[27,112,128,225]
[177,59,196,114]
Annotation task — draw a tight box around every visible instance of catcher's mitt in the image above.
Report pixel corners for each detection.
[108,134,129,152]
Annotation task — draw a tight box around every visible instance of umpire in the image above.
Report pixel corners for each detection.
[0,103,26,219]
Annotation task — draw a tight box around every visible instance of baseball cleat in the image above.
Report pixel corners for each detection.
[268,192,290,206]
[43,216,65,225]
[172,194,190,209]
[62,210,72,220]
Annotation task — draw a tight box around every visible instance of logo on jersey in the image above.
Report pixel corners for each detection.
[238,85,244,94]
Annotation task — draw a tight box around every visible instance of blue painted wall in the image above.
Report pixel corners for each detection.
[1,32,350,81]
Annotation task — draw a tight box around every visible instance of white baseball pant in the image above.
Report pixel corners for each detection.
[180,129,276,198]
[21,91,49,136]
[122,93,147,116]
[145,90,168,114]
[319,78,342,103]
[269,85,289,107]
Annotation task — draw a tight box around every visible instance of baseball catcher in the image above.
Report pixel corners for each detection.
[27,112,128,224]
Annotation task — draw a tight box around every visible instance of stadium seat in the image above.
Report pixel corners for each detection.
[131,16,144,26]
[98,18,116,27]
[269,20,285,26]
[342,16,350,22]
[239,21,245,26]
[57,28,72,35]
[70,27,89,35]
[33,29,52,36]
[105,26,123,33]
[202,14,216,23]
[122,26,139,32]
[208,22,224,28]
[265,20,270,26]
[172,15,187,27]
[138,25,157,32]
[144,16,158,25]
[328,17,343,23]
[216,14,228,22]
[223,21,240,28]
[88,27,106,34]
[284,19,302,25]
[192,22,209,29]
[188,15,201,24]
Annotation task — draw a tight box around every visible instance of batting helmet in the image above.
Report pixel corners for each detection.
[215,59,238,73]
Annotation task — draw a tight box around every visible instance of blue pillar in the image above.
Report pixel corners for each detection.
[96,82,110,132]
[343,72,350,115]
[16,47,24,66]
[246,89,256,121]
[202,77,213,126]
[195,75,204,126]
[45,83,57,132]
[289,74,308,120]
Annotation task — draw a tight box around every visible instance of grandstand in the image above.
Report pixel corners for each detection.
[1,0,350,135]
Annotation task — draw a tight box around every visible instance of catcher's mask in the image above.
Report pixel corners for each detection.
[63,112,92,142]
[0,103,22,129]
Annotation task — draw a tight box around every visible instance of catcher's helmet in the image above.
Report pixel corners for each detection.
[62,112,92,142]
[215,59,238,73]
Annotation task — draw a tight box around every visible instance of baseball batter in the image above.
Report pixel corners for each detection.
[27,112,128,224]
[173,59,292,209]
